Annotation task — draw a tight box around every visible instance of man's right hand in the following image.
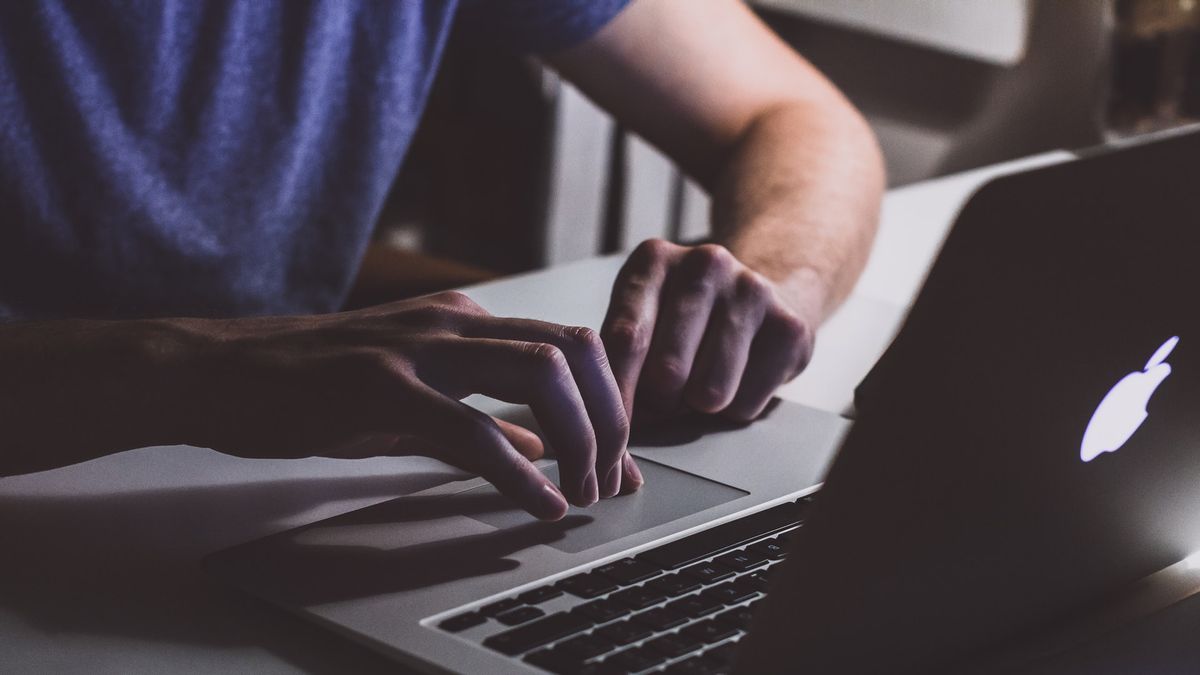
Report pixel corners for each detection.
[0,292,638,521]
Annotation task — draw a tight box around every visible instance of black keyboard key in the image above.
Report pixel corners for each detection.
[747,537,788,560]
[524,648,579,675]
[558,572,619,599]
[595,558,662,586]
[604,646,668,672]
[596,619,654,645]
[714,549,769,572]
[742,570,770,593]
[632,606,688,631]
[573,598,631,623]
[484,612,594,656]
[682,619,739,644]
[636,502,802,570]
[557,633,617,660]
[701,581,755,606]
[731,576,762,597]
[715,606,754,630]
[438,611,485,632]
[646,633,705,658]
[646,573,701,597]
[518,585,565,605]
[667,593,725,618]
[682,561,734,584]
[665,655,724,674]
[610,586,666,610]
[480,598,523,616]
[496,605,546,626]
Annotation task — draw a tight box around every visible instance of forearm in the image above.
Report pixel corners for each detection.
[0,319,194,475]
[711,100,885,323]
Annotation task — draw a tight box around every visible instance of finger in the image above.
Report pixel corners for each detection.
[601,239,675,421]
[496,418,545,461]
[639,245,735,413]
[724,307,814,422]
[326,417,542,463]
[419,338,600,507]
[619,451,645,495]
[462,318,629,499]
[414,389,569,520]
[683,274,770,413]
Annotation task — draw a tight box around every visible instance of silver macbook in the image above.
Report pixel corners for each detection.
[208,128,1200,674]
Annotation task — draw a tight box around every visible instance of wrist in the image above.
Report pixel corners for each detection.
[123,317,222,448]
[0,317,213,474]
[87,317,214,450]
[770,266,832,325]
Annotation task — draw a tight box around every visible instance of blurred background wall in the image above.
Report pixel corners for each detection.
[348,0,1200,306]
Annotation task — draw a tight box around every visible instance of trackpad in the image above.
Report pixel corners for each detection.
[467,458,747,554]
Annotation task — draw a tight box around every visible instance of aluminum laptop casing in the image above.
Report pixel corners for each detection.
[207,400,847,674]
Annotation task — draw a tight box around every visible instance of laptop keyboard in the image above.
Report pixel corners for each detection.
[436,494,814,674]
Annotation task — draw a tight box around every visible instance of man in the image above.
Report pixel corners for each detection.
[0,0,883,521]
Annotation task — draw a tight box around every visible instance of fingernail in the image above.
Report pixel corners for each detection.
[537,483,569,521]
[582,471,599,506]
[623,453,644,491]
[601,462,622,498]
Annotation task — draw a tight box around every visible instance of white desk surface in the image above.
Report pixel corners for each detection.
[0,152,1073,674]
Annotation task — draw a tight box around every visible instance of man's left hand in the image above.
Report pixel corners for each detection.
[601,239,817,425]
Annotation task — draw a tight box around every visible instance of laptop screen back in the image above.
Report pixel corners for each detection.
[741,128,1200,673]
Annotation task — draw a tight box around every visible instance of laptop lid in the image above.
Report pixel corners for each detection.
[740,128,1200,673]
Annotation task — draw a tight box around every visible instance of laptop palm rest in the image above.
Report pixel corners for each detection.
[467,459,747,554]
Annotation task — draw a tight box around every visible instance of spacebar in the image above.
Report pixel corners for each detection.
[636,502,803,570]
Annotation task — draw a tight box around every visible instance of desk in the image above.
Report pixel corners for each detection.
[0,152,1072,674]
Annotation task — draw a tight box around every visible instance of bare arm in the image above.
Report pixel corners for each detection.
[0,293,639,517]
[547,0,884,421]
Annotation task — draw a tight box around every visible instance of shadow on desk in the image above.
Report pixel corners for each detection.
[0,466,461,674]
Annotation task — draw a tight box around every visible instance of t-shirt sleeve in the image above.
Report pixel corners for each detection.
[455,0,632,54]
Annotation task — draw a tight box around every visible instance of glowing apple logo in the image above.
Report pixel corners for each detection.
[1081,336,1179,462]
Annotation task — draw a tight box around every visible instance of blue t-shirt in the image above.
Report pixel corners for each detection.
[0,0,628,319]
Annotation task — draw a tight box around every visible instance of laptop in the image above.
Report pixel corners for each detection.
[207,126,1200,674]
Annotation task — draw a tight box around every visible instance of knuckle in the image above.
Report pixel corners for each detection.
[415,294,490,330]
[432,291,483,313]
[716,298,757,333]
[616,271,656,295]
[406,303,454,328]
[525,342,570,378]
[648,356,688,390]
[614,408,631,443]
[772,311,814,372]
[603,319,649,355]
[776,310,811,345]
[685,382,729,412]
[735,271,772,303]
[563,325,604,354]
[634,237,673,262]
[687,244,733,273]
